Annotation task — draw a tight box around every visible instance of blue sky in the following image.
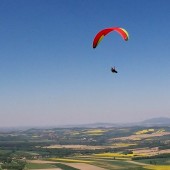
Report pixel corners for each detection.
[0,0,170,127]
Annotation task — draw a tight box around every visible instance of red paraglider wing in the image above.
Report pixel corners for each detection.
[93,27,129,48]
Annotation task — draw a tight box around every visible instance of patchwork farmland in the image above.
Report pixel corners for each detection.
[0,126,170,169]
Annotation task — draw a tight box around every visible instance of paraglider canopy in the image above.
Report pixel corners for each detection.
[93,27,129,48]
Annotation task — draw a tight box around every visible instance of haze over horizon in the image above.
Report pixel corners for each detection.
[0,0,170,127]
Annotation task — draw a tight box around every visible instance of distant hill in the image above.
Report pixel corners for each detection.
[140,117,170,126]
[65,117,170,128]
[0,117,169,131]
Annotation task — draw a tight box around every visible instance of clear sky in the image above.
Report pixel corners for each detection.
[0,0,170,127]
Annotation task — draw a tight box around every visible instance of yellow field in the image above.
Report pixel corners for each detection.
[93,152,134,157]
[135,129,155,135]
[82,129,107,135]
[135,128,166,135]
[144,165,170,170]
[155,129,165,133]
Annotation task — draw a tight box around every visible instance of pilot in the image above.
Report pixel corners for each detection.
[111,67,118,73]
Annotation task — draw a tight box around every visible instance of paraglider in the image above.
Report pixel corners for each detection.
[92,27,129,74]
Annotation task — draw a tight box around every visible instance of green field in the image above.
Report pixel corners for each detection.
[136,158,170,165]
[25,163,56,169]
